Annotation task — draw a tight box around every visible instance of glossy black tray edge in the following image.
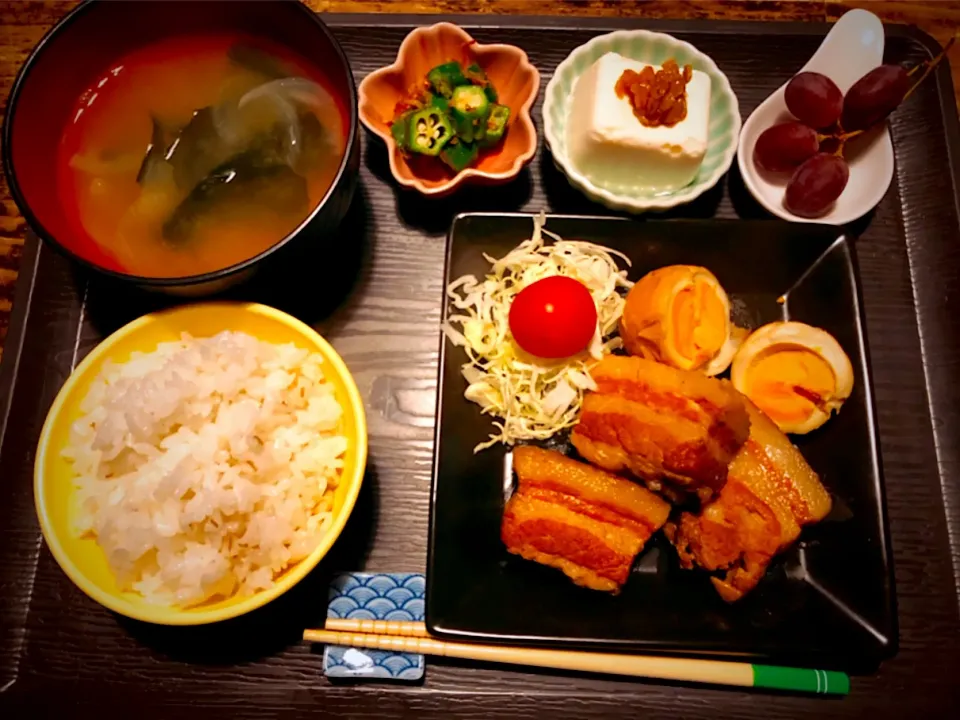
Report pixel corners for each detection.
[0,10,951,696]
[425,213,898,665]
[0,234,40,452]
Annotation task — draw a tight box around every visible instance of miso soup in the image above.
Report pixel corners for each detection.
[57,33,349,278]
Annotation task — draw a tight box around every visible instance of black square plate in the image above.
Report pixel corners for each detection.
[426,213,897,668]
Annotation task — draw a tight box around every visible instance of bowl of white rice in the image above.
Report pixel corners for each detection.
[34,302,367,625]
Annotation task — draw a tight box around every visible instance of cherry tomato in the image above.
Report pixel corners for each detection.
[508,276,598,359]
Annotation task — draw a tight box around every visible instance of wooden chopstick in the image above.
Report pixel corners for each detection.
[324,618,430,637]
[306,622,849,695]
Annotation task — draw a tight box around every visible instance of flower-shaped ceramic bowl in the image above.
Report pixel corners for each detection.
[543,30,741,213]
[358,22,540,197]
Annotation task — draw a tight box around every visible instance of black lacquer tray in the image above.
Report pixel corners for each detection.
[1,13,959,718]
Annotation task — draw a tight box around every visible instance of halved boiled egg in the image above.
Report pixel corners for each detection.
[620,265,734,375]
[704,324,749,376]
[731,321,854,434]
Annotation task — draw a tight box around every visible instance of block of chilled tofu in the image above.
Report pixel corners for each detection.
[566,52,712,193]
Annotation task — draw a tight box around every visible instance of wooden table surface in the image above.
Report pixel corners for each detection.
[0,1,958,359]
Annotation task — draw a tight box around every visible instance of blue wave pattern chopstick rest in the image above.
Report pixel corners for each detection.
[323,572,426,680]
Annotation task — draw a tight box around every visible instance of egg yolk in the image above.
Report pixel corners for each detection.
[746,347,835,424]
[671,280,727,366]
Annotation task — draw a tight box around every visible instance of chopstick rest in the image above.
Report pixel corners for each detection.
[322,572,425,680]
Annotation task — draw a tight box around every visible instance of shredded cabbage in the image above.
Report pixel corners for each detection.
[443,213,633,452]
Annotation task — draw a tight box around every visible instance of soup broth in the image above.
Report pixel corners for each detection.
[57,33,348,278]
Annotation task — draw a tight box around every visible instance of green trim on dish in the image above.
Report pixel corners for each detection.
[752,665,851,695]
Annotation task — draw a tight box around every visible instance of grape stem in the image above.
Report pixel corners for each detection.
[822,34,956,155]
[832,129,864,142]
[902,35,955,102]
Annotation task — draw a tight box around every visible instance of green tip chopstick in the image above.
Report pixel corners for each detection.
[305,620,850,695]
[752,663,850,695]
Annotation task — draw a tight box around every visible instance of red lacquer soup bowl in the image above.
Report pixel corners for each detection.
[3,0,360,295]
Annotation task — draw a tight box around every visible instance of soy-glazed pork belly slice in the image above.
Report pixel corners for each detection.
[502,446,670,593]
[665,398,833,601]
[571,355,750,502]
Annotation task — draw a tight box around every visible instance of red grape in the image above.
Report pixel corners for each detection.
[784,153,850,218]
[785,72,843,129]
[753,122,820,173]
[841,64,910,131]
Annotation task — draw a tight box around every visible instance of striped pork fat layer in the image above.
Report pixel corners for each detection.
[502,446,670,592]
[571,355,750,502]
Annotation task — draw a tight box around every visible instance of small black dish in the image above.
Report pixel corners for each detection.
[426,213,897,669]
